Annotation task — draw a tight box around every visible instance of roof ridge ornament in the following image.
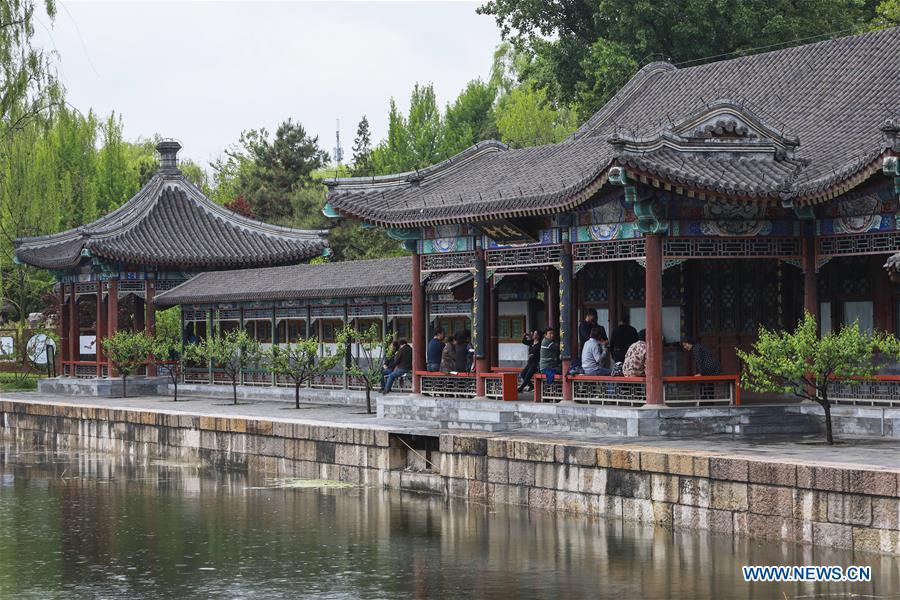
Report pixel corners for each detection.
[156,139,182,175]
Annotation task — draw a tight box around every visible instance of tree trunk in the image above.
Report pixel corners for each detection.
[122,374,127,398]
[295,383,301,409]
[173,377,178,402]
[232,380,238,405]
[366,387,372,415]
[820,392,834,445]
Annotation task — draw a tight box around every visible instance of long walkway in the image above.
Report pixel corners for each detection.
[2,391,899,470]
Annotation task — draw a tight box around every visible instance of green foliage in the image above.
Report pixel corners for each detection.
[0,371,38,391]
[152,307,183,400]
[875,0,900,25]
[192,328,262,404]
[338,323,392,414]
[495,83,577,148]
[478,0,882,120]
[440,78,499,157]
[104,330,153,397]
[351,116,373,176]
[371,84,443,174]
[210,120,328,222]
[265,338,341,408]
[737,313,900,443]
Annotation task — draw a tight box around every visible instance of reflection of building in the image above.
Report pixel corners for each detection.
[322,28,900,404]
[14,141,328,378]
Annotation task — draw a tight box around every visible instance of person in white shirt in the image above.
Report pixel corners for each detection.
[581,327,611,376]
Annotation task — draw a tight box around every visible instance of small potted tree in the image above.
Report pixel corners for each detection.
[266,337,341,409]
[738,313,900,444]
[194,328,261,405]
[151,307,185,401]
[103,330,153,398]
[338,323,392,415]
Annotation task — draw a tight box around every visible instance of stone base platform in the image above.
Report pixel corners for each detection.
[380,395,900,438]
[38,376,169,398]
[1,394,898,556]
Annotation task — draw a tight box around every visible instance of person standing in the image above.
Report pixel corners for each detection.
[610,312,639,363]
[426,327,445,372]
[440,336,457,373]
[454,331,473,372]
[578,308,605,361]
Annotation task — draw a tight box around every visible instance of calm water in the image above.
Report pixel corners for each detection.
[0,444,897,599]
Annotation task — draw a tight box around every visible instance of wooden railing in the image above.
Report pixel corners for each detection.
[416,371,477,398]
[534,373,740,406]
[828,375,900,407]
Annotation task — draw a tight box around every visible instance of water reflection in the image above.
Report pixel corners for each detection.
[0,444,896,599]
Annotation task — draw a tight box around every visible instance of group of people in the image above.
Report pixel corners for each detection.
[427,328,473,374]
[517,309,722,392]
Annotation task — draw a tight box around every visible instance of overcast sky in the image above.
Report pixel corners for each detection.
[34,1,501,168]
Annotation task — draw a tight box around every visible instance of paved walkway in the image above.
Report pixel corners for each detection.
[3,391,899,470]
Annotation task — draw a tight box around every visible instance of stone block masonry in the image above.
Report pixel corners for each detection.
[1,398,898,556]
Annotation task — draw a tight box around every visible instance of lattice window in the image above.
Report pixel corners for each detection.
[573,238,645,262]
[75,364,96,378]
[275,308,306,319]
[244,309,272,320]
[420,374,477,397]
[421,251,476,272]
[829,379,900,407]
[349,305,383,317]
[663,380,734,405]
[700,261,717,334]
[817,231,900,257]
[581,263,609,302]
[74,282,99,296]
[218,309,241,321]
[118,281,146,295]
[486,244,562,268]
[664,237,801,258]
[156,279,185,292]
[572,379,647,406]
[760,263,779,330]
[662,264,681,302]
[387,304,412,316]
[431,302,472,316]
[310,306,345,318]
[484,377,502,399]
[720,261,737,333]
[622,261,645,302]
[838,256,872,296]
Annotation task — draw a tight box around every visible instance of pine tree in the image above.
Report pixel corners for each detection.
[351,116,373,176]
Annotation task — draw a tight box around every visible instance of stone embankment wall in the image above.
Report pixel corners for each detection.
[1,399,898,556]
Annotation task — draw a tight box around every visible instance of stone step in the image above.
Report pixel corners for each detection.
[735,422,820,435]
[456,408,518,423]
[440,420,519,432]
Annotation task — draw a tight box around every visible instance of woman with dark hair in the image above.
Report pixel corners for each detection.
[518,330,541,392]
[454,330,473,372]
[440,336,457,373]
[622,329,647,377]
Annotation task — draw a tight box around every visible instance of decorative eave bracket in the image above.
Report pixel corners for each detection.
[609,166,668,234]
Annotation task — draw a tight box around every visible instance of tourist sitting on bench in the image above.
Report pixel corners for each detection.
[681,337,722,376]
[622,329,647,377]
[539,328,560,385]
[582,327,611,376]
[518,330,541,392]
[381,339,412,393]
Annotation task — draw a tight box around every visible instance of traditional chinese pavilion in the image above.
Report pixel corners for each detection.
[14,140,329,378]
[323,27,900,406]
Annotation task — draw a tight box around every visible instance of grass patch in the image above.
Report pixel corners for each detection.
[0,372,39,391]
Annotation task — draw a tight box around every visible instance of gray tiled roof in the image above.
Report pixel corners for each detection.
[14,173,328,270]
[154,256,470,306]
[326,27,900,226]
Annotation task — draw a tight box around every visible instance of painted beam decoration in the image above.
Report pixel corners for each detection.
[472,253,487,359]
[559,249,573,361]
[475,220,539,245]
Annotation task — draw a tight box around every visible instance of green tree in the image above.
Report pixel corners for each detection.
[351,116,373,176]
[193,328,261,405]
[371,84,443,173]
[495,84,576,148]
[737,313,900,445]
[152,307,183,401]
[266,338,341,409]
[440,78,499,156]
[104,330,153,398]
[478,0,880,120]
[338,323,392,415]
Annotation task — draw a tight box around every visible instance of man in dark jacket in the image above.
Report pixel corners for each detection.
[426,328,445,372]
[454,331,472,372]
[518,330,541,392]
[682,337,722,376]
[576,308,603,369]
[381,339,412,393]
[610,312,639,363]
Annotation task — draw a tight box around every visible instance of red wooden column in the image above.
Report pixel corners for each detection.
[802,236,818,326]
[411,253,425,393]
[68,283,78,376]
[559,242,574,402]
[489,275,499,370]
[107,279,118,377]
[58,284,68,374]
[146,281,157,376]
[96,284,105,377]
[644,234,664,405]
